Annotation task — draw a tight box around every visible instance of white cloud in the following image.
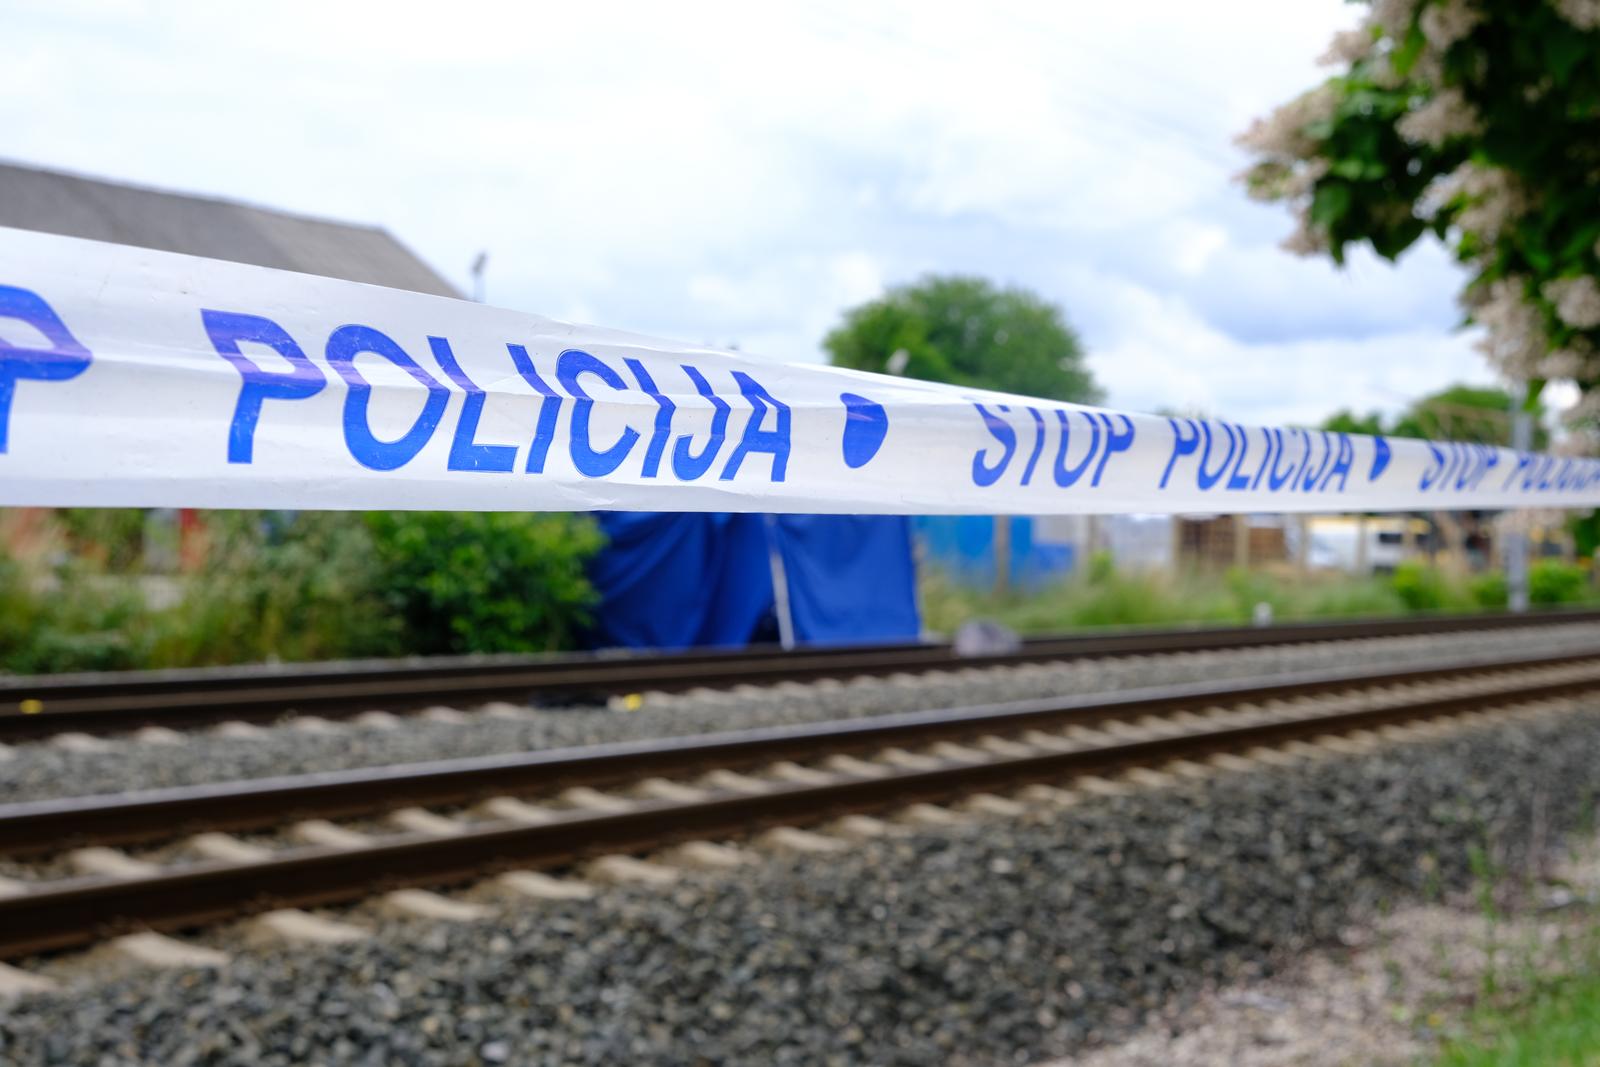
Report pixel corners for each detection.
[1085,278,1497,426]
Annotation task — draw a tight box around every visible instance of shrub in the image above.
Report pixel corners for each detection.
[150,512,400,666]
[1390,560,1450,613]
[0,556,152,674]
[1468,571,1509,610]
[1529,560,1588,606]
[365,512,603,655]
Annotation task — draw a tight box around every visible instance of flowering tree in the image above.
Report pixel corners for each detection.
[1238,0,1600,420]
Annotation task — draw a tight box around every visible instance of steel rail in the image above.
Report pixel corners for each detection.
[1,647,1594,856]
[1,608,1598,741]
[1,656,1596,958]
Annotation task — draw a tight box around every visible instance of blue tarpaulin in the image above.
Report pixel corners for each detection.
[587,513,919,650]
[772,514,919,646]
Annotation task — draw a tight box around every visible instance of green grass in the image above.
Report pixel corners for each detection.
[918,555,1600,638]
[921,562,1408,637]
[1432,969,1600,1066]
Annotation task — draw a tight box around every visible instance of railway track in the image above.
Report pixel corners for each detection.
[1,645,1597,966]
[2,607,1598,742]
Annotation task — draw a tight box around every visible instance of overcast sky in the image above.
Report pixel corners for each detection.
[5,0,1514,425]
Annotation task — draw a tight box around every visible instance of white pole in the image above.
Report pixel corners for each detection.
[764,514,797,650]
[1506,392,1534,613]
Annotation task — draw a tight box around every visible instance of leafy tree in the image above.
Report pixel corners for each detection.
[1239,0,1600,421]
[1321,408,1387,437]
[824,275,1102,403]
[1320,382,1547,446]
[1390,382,1548,445]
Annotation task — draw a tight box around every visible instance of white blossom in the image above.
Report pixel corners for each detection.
[1541,346,1592,381]
[1567,387,1600,422]
[1555,0,1600,31]
[1472,276,1549,379]
[1544,276,1600,329]
[1396,87,1481,146]
[1236,85,1338,160]
[1447,164,1527,242]
[1281,205,1327,256]
[1319,28,1374,66]
[1369,0,1420,36]
[1419,0,1480,50]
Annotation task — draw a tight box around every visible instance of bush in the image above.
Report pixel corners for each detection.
[1390,561,1451,613]
[1529,560,1588,606]
[150,512,400,666]
[1468,571,1509,610]
[0,507,607,674]
[0,555,152,674]
[365,512,603,655]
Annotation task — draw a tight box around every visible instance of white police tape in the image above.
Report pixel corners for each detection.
[0,225,1594,516]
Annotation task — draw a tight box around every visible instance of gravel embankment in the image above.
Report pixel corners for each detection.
[4,623,1599,807]
[3,700,1598,1065]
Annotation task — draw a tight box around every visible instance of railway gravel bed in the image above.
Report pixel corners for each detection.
[5,622,1598,806]
[3,698,1597,1064]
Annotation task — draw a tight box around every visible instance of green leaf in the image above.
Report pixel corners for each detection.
[1545,31,1589,85]
[1560,222,1600,261]
[1391,24,1426,77]
[1310,182,1353,228]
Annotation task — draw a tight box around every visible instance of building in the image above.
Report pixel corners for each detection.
[0,159,459,297]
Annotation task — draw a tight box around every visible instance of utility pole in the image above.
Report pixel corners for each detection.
[1505,388,1534,612]
[470,252,488,303]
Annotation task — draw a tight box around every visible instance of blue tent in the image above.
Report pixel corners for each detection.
[587,513,920,650]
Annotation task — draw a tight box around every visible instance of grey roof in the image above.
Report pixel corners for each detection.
[0,160,461,298]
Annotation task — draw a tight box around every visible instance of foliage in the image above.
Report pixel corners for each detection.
[0,557,151,674]
[1240,0,1600,420]
[1322,382,1547,446]
[823,275,1102,403]
[919,561,1422,635]
[918,553,1597,637]
[1322,408,1388,438]
[365,511,603,655]
[1468,569,1509,608]
[0,508,605,674]
[54,508,150,572]
[1391,559,1457,611]
[1527,557,1588,604]
[148,512,400,666]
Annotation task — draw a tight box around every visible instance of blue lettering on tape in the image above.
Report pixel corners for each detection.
[505,343,564,474]
[1054,409,1100,488]
[0,286,93,454]
[327,325,449,471]
[624,358,676,479]
[720,371,791,482]
[839,392,889,470]
[972,403,1017,488]
[672,365,730,481]
[201,309,325,464]
[557,349,640,478]
[428,336,516,473]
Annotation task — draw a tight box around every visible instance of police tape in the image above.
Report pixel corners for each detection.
[0,225,1593,516]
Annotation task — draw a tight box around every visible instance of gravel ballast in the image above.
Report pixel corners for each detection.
[4,701,1599,1065]
[4,622,1599,805]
